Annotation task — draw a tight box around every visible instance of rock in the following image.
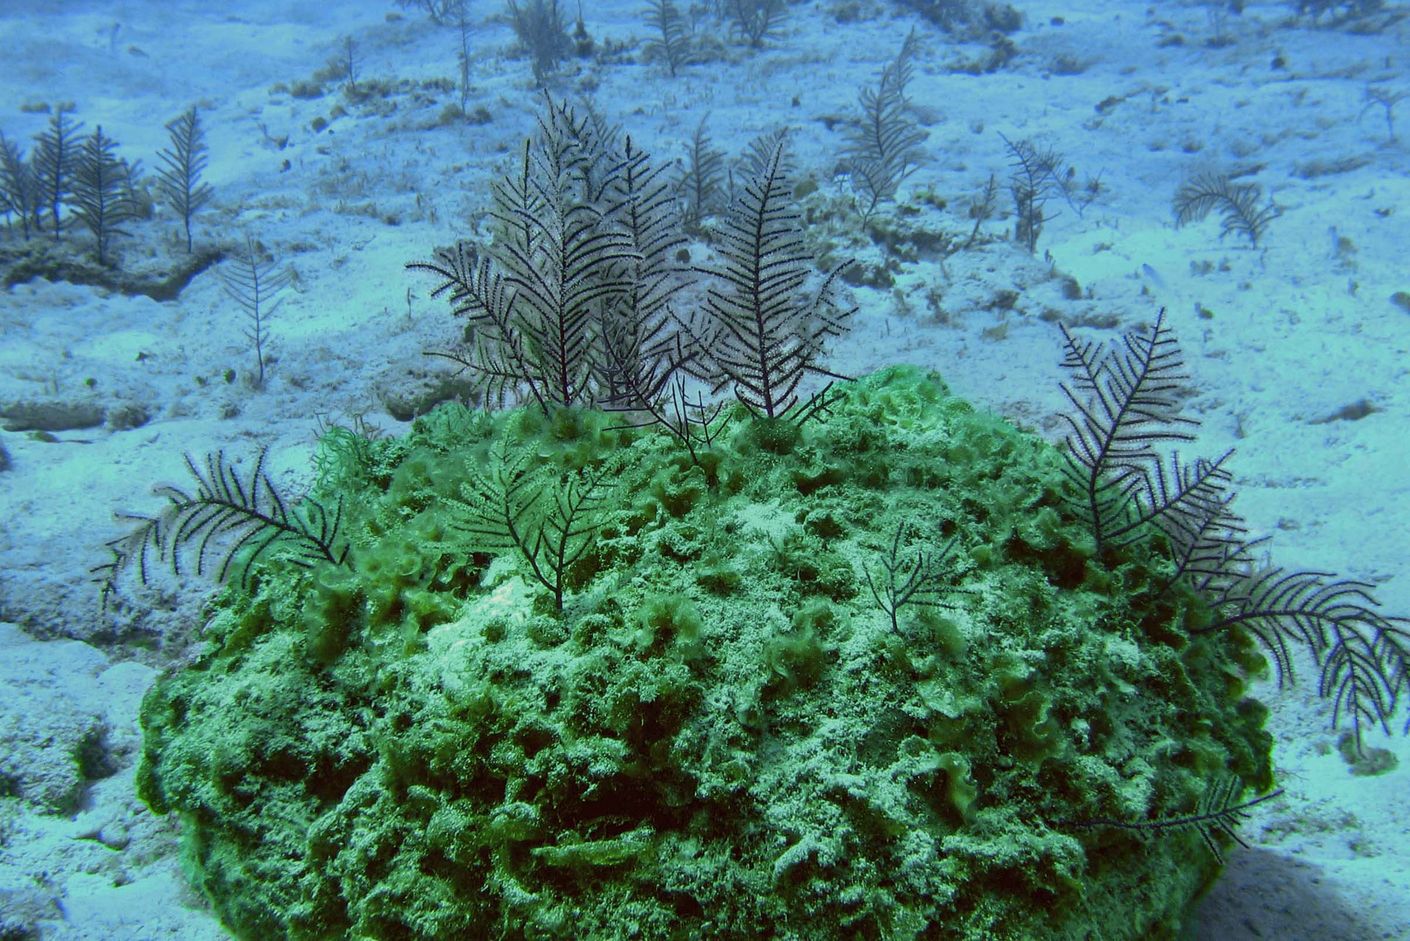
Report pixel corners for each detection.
[0,399,106,433]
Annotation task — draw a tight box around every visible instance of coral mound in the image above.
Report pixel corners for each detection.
[136,366,1271,940]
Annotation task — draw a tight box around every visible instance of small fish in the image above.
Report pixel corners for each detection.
[1140,263,1166,289]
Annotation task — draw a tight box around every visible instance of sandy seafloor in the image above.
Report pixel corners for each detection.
[0,0,1407,938]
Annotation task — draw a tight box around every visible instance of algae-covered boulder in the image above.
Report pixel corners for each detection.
[135,365,1272,940]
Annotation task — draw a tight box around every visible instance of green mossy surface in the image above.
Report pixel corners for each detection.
[136,365,1273,940]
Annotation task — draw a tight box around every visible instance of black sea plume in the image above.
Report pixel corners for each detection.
[96,449,348,608]
[1058,310,1410,754]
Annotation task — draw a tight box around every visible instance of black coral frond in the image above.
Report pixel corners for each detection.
[1060,776,1283,864]
[1197,570,1376,676]
[452,440,613,613]
[677,115,726,231]
[643,0,693,76]
[409,242,534,410]
[1193,565,1410,752]
[72,125,135,266]
[1173,172,1279,245]
[221,234,291,389]
[998,134,1065,252]
[725,0,788,47]
[1135,449,1239,560]
[685,139,856,422]
[494,119,638,409]
[1057,309,1197,556]
[506,0,573,86]
[96,449,348,608]
[596,135,689,414]
[452,441,544,555]
[999,134,1099,251]
[155,106,214,253]
[1152,468,1259,597]
[863,521,961,633]
[1321,615,1410,750]
[34,108,83,239]
[411,99,663,415]
[1054,310,1410,751]
[0,131,40,239]
[846,29,927,220]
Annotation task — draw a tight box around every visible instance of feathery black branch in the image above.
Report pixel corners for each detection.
[1196,569,1370,679]
[1056,311,1408,752]
[1320,615,1409,750]
[734,127,793,193]
[452,441,612,613]
[1127,449,1238,556]
[410,240,547,411]
[1152,477,1262,598]
[34,109,83,239]
[506,0,572,86]
[659,375,730,464]
[604,353,729,468]
[95,449,348,609]
[413,100,656,414]
[1193,565,1410,753]
[500,135,638,409]
[999,134,1061,253]
[221,234,291,389]
[999,133,1099,251]
[0,131,40,239]
[682,139,856,423]
[643,0,693,76]
[1173,172,1279,245]
[846,29,927,222]
[725,0,787,47]
[1059,776,1283,864]
[72,125,134,266]
[863,521,961,632]
[155,106,214,254]
[1057,309,1197,557]
[596,134,688,411]
[677,115,726,231]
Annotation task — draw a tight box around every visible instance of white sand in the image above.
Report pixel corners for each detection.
[0,0,1405,937]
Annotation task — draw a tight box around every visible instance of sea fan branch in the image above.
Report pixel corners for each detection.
[452,442,612,613]
[1173,172,1280,245]
[863,521,961,632]
[95,449,348,609]
[684,139,855,422]
[1057,308,1197,556]
[1194,566,1410,754]
[1058,776,1283,864]
[845,29,927,221]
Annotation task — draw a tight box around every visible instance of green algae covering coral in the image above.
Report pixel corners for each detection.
[135,366,1272,940]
